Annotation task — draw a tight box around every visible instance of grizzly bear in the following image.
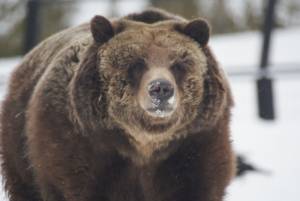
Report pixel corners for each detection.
[0,8,235,201]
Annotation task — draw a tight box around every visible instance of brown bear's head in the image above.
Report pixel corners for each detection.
[70,9,231,145]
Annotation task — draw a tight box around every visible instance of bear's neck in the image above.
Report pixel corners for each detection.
[121,127,187,166]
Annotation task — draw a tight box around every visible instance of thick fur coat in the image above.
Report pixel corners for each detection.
[0,9,235,201]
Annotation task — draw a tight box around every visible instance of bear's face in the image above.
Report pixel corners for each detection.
[69,13,229,159]
[96,20,209,137]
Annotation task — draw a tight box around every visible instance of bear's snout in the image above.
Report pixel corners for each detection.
[146,78,176,117]
[148,79,174,103]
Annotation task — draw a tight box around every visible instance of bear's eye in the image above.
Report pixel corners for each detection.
[127,58,146,87]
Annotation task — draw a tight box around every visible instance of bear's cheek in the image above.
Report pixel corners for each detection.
[179,76,204,121]
[107,78,140,115]
[186,73,204,99]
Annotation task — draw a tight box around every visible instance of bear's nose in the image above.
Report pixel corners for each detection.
[148,79,174,102]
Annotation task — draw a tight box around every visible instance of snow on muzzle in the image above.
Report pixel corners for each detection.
[146,78,177,118]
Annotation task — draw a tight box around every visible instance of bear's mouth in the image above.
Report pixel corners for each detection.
[139,110,179,134]
[146,100,175,118]
[146,105,174,118]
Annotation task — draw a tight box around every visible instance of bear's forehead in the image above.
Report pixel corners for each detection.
[100,26,204,68]
[108,26,196,49]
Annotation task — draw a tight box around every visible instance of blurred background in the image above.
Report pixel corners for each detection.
[0,0,300,201]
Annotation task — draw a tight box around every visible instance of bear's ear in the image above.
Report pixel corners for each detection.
[181,19,210,46]
[91,15,114,43]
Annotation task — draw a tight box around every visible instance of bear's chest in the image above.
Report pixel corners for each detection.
[102,144,194,201]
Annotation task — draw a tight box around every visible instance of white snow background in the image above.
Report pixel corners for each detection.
[0,2,300,201]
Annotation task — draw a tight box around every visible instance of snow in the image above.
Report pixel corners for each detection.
[211,28,300,201]
[226,79,300,201]
[0,57,19,99]
[0,26,300,201]
[210,27,300,71]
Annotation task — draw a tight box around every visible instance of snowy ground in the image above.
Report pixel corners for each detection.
[214,28,300,201]
[0,27,299,201]
[227,78,300,201]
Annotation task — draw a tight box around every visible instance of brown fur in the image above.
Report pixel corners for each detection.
[0,8,235,201]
